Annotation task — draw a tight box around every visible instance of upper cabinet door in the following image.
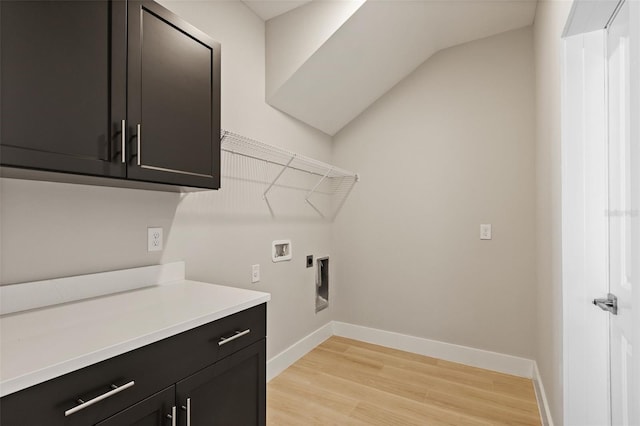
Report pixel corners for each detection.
[127,1,221,189]
[0,0,127,178]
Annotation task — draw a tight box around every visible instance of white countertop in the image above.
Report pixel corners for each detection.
[0,280,270,397]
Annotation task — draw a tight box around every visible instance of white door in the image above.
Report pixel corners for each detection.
[562,28,611,425]
[563,1,639,424]
[606,1,636,424]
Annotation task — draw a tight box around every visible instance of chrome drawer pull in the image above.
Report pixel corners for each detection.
[136,123,141,166]
[181,397,192,426]
[218,329,251,346]
[167,406,177,426]
[121,119,126,163]
[64,380,135,417]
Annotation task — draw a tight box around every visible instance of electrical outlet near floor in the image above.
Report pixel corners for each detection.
[148,227,163,252]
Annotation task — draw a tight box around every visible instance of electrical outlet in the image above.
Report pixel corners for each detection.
[252,264,260,283]
[480,224,492,240]
[148,227,163,252]
[306,255,314,268]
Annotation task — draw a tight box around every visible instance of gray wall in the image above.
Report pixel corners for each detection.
[0,0,335,360]
[331,27,538,359]
[533,0,572,422]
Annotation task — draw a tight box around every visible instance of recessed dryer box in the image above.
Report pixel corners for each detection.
[316,256,329,313]
[272,240,292,262]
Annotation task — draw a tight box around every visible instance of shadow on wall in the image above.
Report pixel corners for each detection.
[0,177,182,285]
[0,151,359,285]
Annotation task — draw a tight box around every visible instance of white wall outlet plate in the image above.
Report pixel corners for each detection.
[148,227,163,252]
[480,224,492,240]
[272,240,292,262]
[251,264,260,283]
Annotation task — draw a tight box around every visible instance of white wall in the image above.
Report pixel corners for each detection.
[265,0,364,99]
[0,0,334,360]
[533,0,572,422]
[331,27,537,359]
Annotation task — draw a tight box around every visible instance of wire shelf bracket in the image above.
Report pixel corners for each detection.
[220,129,359,216]
[263,154,296,199]
[305,167,332,203]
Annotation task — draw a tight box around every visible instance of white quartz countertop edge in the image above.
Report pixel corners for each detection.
[0,281,270,397]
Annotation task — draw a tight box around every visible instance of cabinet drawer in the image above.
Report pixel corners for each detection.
[1,340,175,425]
[200,302,267,362]
[169,303,266,376]
[0,303,266,426]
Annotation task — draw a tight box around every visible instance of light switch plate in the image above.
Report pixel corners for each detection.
[252,264,260,283]
[480,224,492,240]
[148,227,163,251]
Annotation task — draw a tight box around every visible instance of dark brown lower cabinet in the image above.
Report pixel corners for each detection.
[0,304,266,426]
[96,387,175,426]
[176,341,266,426]
[96,341,265,426]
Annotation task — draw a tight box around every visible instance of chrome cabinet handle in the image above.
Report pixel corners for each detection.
[181,398,191,426]
[166,406,176,426]
[218,329,251,346]
[64,381,135,416]
[137,123,141,166]
[121,119,126,163]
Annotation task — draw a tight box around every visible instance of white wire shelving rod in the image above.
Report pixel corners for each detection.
[220,129,358,180]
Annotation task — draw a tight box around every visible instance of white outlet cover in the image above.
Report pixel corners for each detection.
[480,224,492,240]
[252,264,260,283]
[148,227,163,252]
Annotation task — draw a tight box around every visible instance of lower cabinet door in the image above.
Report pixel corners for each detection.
[176,339,266,426]
[96,386,175,426]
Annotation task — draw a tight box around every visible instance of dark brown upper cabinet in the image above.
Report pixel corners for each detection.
[127,1,221,189]
[0,0,221,190]
[0,0,127,179]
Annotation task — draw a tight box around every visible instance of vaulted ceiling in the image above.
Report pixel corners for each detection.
[242,0,311,20]
[244,0,537,136]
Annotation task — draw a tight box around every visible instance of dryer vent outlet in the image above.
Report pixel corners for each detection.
[316,257,329,313]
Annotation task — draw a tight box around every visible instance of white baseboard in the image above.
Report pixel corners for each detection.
[266,322,333,382]
[332,322,535,378]
[268,320,536,383]
[267,322,549,422]
[532,361,554,426]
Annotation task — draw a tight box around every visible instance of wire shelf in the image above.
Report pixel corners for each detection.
[220,130,359,213]
[221,130,358,180]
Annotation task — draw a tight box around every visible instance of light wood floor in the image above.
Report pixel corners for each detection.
[267,336,541,425]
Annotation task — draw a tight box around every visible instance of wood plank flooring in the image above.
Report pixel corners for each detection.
[267,336,541,425]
